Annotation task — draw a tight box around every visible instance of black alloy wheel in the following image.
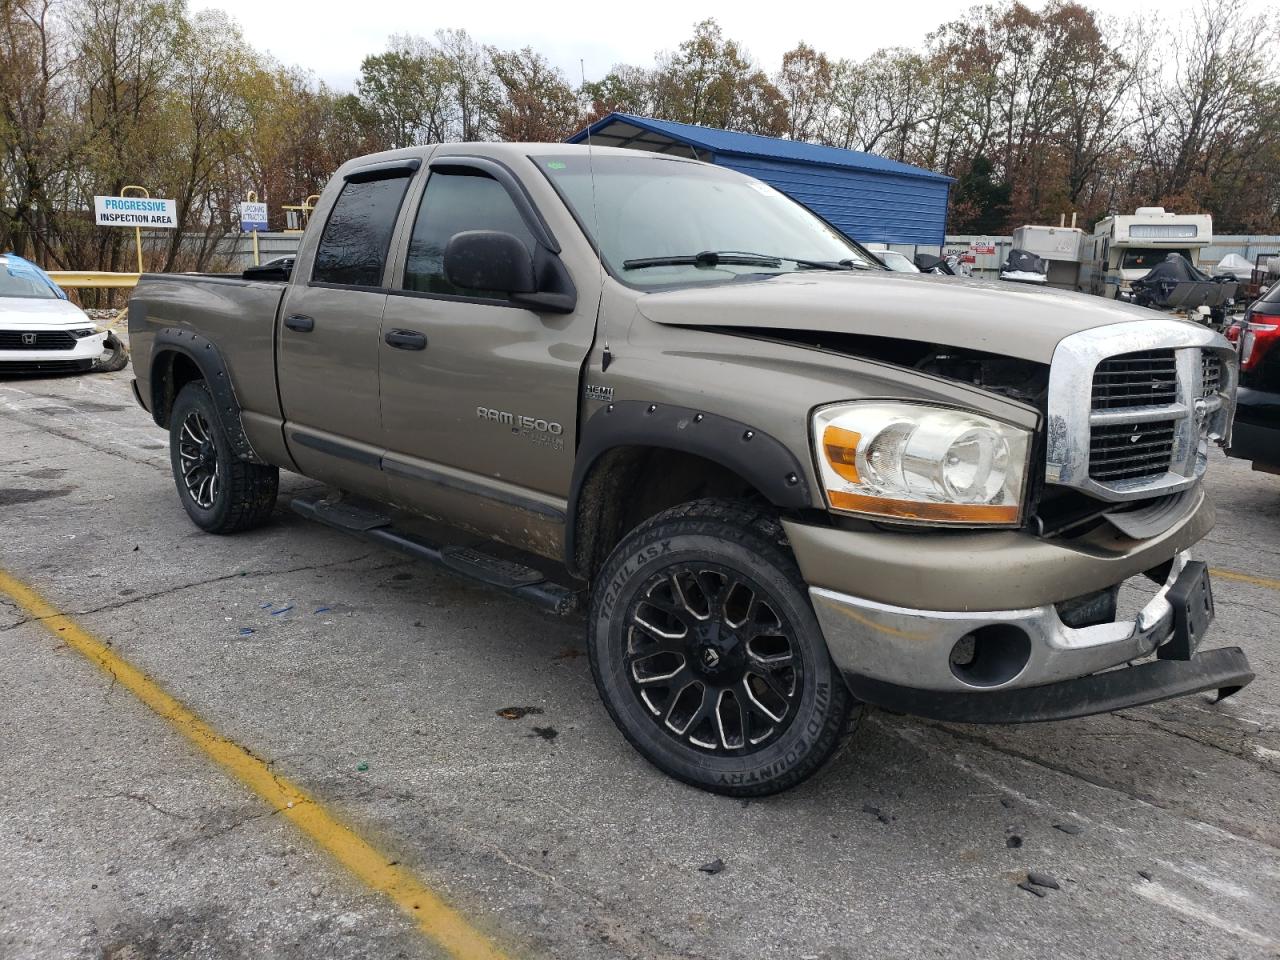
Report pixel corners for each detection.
[624,564,802,754]
[178,408,220,509]
[589,499,859,797]
[168,380,279,534]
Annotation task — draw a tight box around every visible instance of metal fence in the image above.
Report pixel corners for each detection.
[875,235,1280,282]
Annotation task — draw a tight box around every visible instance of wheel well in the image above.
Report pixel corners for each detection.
[570,446,772,580]
[152,350,204,428]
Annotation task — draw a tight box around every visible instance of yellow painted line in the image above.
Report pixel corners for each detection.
[1210,568,1280,593]
[0,569,510,960]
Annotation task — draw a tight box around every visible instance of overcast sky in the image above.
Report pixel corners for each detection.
[189,0,1228,91]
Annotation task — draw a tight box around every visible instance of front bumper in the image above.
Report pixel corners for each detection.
[841,647,1253,723]
[809,552,1254,722]
[0,331,106,365]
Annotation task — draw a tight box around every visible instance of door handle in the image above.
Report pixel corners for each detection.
[284,314,314,332]
[384,329,427,350]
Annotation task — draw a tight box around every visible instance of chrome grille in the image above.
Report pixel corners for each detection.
[0,330,76,350]
[1044,321,1237,503]
[1091,350,1177,409]
[1202,353,1221,397]
[1088,419,1178,482]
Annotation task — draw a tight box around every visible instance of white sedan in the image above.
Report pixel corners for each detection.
[0,255,107,373]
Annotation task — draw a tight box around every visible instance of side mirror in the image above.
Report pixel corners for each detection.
[444,230,536,294]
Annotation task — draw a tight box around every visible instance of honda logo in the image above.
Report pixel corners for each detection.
[20,332,37,345]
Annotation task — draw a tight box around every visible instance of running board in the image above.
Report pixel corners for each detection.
[290,496,578,616]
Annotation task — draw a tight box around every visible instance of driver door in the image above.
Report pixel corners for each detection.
[377,158,596,555]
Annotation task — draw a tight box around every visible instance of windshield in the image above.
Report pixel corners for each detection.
[1122,248,1191,271]
[0,256,60,299]
[538,154,881,286]
[875,250,920,273]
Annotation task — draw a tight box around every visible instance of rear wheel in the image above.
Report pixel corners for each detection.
[589,499,859,796]
[169,381,278,533]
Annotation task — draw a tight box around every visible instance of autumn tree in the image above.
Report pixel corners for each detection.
[776,43,834,141]
[650,19,786,135]
[490,47,580,142]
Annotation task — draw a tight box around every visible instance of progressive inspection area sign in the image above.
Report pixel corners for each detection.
[94,195,178,228]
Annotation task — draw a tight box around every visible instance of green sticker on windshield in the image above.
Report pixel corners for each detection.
[546,161,566,170]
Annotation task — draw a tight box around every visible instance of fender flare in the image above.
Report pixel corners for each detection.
[149,327,265,464]
[565,400,813,574]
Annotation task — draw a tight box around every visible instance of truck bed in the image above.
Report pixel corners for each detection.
[128,272,288,434]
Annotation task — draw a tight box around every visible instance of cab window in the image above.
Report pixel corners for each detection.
[312,176,411,287]
[403,169,535,298]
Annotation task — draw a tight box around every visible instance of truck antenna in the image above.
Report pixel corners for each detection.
[581,58,611,372]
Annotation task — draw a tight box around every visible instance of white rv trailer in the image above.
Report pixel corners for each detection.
[1078,207,1213,300]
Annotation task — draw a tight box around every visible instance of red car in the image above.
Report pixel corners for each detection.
[1226,282,1280,473]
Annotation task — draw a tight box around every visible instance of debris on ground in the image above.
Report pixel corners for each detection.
[237,628,255,636]
[1000,798,1015,808]
[1138,870,1153,881]
[270,605,293,616]
[496,706,544,720]
[698,859,725,875]
[861,803,891,824]
[1006,835,1023,848]
[356,762,368,772]
[1053,822,1083,836]
[529,726,558,740]
[1026,871,1060,890]
[314,606,331,614]
[1016,881,1047,898]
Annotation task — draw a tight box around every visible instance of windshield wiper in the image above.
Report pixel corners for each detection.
[622,251,782,270]
[788,257,860,271]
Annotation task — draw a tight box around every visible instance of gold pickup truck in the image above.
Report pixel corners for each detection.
[127,143,1252,796]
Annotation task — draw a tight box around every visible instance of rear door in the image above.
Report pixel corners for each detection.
[377,156,597,554]
[277,160,419,496]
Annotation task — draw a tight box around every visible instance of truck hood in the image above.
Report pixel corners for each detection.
[0,297,91,328]
[635,271,1166,364]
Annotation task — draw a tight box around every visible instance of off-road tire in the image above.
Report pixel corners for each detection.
[589,498,860,796]
[169,380,278,534]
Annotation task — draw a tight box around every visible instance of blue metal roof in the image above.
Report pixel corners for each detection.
[568,113,953,184]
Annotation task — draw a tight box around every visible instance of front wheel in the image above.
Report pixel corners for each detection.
[588,499,859,796]
[169,381,278,534]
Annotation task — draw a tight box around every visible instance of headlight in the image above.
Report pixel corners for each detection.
[812,402,1031,526]
[70,328,98,338]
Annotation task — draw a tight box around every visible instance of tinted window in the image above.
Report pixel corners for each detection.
[312,176,410,287]
[403,170,535,297]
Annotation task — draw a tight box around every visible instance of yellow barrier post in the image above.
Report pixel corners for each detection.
[281,194,320,234]
[245,190,260,266]
[120,185,150,274]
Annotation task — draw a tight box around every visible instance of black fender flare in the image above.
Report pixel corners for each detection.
[149,327,265,463]
[565,400,813,575]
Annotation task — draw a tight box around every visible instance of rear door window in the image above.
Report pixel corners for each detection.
[402,169,535,298]
[312,176,411,287]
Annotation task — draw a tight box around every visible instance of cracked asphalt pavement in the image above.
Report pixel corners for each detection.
[1,362,1279,960]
